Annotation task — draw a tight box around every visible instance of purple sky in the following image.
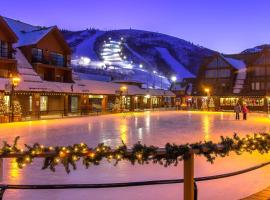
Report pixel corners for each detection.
[1,0,270,53]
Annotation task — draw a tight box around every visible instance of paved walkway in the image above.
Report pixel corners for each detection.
[242,186,270,200]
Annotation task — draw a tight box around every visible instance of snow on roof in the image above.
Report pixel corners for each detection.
[16,27,54,47]
[147,89,175,97]
[222,56,246,70]
[4,17,54,47]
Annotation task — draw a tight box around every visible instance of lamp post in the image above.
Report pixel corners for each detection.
[204,88,210,97]
[10,77,20,122]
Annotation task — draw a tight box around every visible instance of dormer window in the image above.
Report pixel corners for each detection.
[32,48,43,62]
[0,40,8,58]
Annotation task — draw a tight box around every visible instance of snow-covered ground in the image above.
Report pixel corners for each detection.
[1,111,270,200]
[156,47,195,80]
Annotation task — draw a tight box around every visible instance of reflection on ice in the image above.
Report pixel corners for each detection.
[0,111,270,200]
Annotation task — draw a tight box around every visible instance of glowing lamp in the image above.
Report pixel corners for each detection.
[12,77,21,87]
[171,76,177,82]
[120,86,127,91]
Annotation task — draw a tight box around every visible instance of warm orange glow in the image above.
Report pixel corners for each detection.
[120,123,128,143]
[12,77,21,87]
[204,88,210,93]
[120,86,127,91]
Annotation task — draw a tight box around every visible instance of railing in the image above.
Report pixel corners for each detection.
[1,147,270,200]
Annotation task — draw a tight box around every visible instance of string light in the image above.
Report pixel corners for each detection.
[1,134,270,173]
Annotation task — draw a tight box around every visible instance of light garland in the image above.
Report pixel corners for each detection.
[0,133,270,173]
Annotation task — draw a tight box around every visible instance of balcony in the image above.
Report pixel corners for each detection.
[0,55,17,78]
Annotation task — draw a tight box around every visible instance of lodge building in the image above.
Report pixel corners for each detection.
[192,51,270,112]
[0,16,175,122]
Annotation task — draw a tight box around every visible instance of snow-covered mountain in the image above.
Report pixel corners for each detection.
[62,29,216,89]
[242,44,270,54]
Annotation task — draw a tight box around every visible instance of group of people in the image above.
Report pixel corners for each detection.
[234,103,248,120]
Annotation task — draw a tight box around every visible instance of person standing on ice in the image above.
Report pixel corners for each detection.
[234,103,241,120]
[242,104,248,120]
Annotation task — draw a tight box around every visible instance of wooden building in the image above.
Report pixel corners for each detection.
[194,52,270,112]
[0,16,18,78]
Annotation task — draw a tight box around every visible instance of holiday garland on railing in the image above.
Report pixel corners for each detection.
[0,133,270,173]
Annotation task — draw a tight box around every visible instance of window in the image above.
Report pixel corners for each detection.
[29,96,32,112]
[205,69,230,78]
[0,40,8,58]
[218,69,230,78]
[50,52,64,67]
[32,48,43,62]
[220,98,239,106]
[244,98,264,107]
[40,96,48,111]
[251,82,264,90]
[205,70,217,78]
[4,95,10,111]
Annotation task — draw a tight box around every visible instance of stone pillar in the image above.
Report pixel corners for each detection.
[101,95,108,113]
[32,93,40,119]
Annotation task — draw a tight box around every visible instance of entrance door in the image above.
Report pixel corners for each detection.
[70,96,78,113]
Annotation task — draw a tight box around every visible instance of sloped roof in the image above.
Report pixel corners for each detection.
[222,56,246,70]
[4,17,70,53]
[16,27,55,47]
[0,16,18,42]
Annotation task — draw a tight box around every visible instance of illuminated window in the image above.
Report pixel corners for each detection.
[4,95,10,110]
[40,96,48,111]
[29,96,32,112]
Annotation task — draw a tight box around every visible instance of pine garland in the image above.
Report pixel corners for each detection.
[0,133,270,173]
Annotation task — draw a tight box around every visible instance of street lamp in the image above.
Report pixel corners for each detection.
[204,88,210,96]
[171,76,177,82]
[10,76,21,122]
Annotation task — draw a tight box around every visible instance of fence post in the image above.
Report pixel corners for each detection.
[0,158,3,182]
[184,152,194,200]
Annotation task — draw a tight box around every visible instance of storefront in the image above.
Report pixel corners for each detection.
[89,95,103,112]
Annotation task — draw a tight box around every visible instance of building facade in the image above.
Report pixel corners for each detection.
[193,52,270,112]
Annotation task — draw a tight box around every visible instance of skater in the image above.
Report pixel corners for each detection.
[234,103,241,120]
[242,104,248,120]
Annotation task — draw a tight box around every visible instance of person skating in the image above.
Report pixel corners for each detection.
[242,104,248,120]
[234,103,241,120]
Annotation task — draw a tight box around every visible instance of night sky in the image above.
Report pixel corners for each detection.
[1,0,270,53]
